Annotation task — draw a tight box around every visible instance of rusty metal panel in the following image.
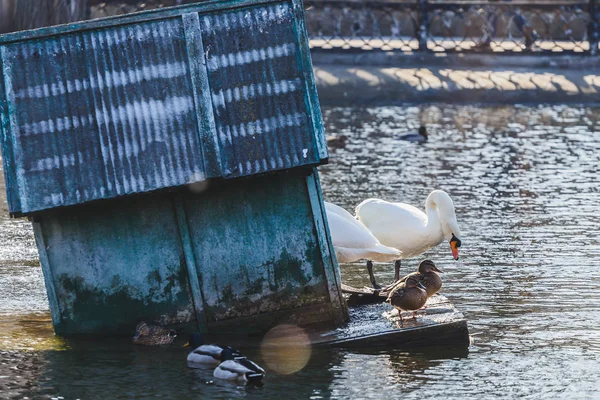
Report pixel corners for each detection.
[0,0,328,216]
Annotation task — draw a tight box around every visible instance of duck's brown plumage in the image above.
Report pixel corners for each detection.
[386,276,427,321]
[397,259,443,297]
[132,321,177,345]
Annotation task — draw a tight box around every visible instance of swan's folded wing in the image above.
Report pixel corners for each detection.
[326,210,402,262]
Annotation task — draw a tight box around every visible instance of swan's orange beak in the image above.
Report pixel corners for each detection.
[450,233,461,261]
[450,240,459,260]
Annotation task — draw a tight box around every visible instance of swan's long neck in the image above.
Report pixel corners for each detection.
[425,191,460,241]
[424,197,444,241]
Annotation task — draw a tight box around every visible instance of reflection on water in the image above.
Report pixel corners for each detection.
[1,105,600,397]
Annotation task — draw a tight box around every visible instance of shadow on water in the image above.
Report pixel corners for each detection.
[0,337,347,400]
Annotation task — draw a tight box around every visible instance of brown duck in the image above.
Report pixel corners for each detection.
[386,276,428,322]
[132,321,177,345]
[398,259,443,297]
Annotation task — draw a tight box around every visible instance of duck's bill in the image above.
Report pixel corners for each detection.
[433,265,444,273]
[450,241,459,260]
[183,342,190,347]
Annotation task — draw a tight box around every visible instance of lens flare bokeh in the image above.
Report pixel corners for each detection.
[260,324,312,375]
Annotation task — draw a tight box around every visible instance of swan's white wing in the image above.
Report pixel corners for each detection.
[356,199,431,256]
[326,206,401,263]
[324,201,356,221]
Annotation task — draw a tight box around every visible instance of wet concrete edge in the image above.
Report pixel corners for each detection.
[313,54,600,106]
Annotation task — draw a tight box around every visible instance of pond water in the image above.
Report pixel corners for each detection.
[1,104,600,398]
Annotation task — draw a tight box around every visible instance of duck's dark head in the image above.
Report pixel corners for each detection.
[418,259,443,274]
[418,126,427,137]
[133,321,148,341]
[221,347,236,361]
[185,332,204,349]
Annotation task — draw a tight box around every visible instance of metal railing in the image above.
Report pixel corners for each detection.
[90,0,599,55]
[305,0,599,54]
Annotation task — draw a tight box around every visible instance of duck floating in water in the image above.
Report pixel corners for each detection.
[397,259,443,297]
[326,134,348,149]
[398,126,427,143]
[355,190,461,288]
[185,333,243,367]
[214,349,266,384]
[325,201,402,288]
[386,276,428,322]
[132,321,177,345]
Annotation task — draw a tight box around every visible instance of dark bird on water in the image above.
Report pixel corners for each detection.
[326,134,348,149]
[213,349,266,384]
[398,126,428,143]
[132,321,177,345]
[185,332,244,367]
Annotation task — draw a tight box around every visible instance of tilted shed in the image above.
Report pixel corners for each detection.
[0,0,347,335]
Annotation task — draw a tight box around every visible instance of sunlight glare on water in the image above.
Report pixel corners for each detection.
[0,104,599,398]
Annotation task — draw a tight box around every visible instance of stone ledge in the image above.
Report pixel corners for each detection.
[314,63,600,105]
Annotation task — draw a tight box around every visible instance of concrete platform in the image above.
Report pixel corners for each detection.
[314,55,600,105]
[310,292,470,348]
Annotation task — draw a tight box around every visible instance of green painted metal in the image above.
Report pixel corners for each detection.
[0,0,343,336]
[172,193,208,333]
[291,0,329,161]
[182,12,221,179]
[34,193,197,335]
[306,168,348,322]
[32,221,62,328]
[0,0,278,45]
[0,0,328,216]
[181,170,333,326]
[0,47,21,212]
[32,169,343,335]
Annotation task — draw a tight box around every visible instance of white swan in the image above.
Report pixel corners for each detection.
[325,201,402,264]
[355,190,462,287]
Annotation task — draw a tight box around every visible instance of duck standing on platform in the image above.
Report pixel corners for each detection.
[325,201,402,288]
[386,276,428,322]
[397,259,443,297]
[132,321,177,345]
[356,190,461,289]
[213,349,266,384]
[398,126,428,143]
[185,333,244,367]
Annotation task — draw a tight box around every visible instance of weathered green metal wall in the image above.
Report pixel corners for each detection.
[33,169,346,335]
[182,172,329,323]
[33,192,196,335]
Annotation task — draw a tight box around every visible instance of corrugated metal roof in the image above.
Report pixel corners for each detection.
[0,0,327,216]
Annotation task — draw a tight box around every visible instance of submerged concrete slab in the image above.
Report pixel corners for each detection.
[310,293,469,348]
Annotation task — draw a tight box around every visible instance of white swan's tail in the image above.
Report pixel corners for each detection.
[334,243,402,263]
